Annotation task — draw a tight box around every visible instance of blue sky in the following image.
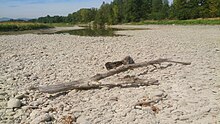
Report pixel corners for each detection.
[0,0,173,19]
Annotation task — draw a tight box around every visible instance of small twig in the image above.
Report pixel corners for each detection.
[135,94,167,106]
[134,94,167,109]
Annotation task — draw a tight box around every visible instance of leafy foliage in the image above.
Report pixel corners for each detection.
[31,0,220,25]
[0,22,53,31]
[133,18,220,25]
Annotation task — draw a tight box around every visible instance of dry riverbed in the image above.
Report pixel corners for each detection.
[0,25,220,123]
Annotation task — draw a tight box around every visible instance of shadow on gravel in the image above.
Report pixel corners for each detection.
[0,27,151,37]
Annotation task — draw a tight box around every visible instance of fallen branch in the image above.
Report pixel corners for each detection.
[90,58,191,81]
[35,78,159,94]
[31,58,191,94]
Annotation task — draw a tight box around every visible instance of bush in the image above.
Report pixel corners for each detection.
[0,22,53,32]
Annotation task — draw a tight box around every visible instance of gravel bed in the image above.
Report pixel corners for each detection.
[0,25,220,123]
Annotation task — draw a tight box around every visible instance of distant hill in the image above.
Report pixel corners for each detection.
[16,18,32,21]
[0,17,12,22]
[0,17,32,22]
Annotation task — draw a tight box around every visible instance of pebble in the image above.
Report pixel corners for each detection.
[178,100,188,107]
[30,113,52,124]
[6,78,17,86]
[109,97,118,101]
[10,90,18,97]
[125,113,136,122]
[76,115,91,124]
[30,97,44,106]
[6,108,13,113]
[41,106,53,113]
[179,115,189,121]
[0,95,6,100]
[7,111,16,116]
[21,106,38,111]
[0,79,4,84]
[7,98,21,108]
[4,115,14,120]
[93,118,102,123]
[13,109,23,119]
[151,90,164,97]
[134,106,142,109]
[64,105,71,111]
[30,109,42,119]
[67,90,77,96]
[15,94,25,99]
[0,91,7,95]
[103,118,112,123]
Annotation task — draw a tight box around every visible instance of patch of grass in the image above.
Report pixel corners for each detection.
[0,22,54,32]
[132,18,220,25]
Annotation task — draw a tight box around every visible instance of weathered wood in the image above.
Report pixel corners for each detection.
[33,58,191,94]
[91,58,191,81]
[38,78,159,93]
[105,56,135,70]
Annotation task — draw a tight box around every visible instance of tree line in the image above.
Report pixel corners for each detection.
[31,0,220,25]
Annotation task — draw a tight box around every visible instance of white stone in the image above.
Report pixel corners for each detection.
[76,116,91,124]
[15,94,25,99]
[125,113,136,122]
[0,91,7,95]
[30,113,52,124]
[30,109,42,119]
[0,95,6,100]
[7,98,21,108]
[151,90,164,97]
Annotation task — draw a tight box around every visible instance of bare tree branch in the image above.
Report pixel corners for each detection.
[31,58,191,94]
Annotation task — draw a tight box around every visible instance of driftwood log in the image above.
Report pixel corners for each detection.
[30,58,191,94]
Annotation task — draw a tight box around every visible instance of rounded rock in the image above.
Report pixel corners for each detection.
[0,95,6,100]
[7,98,22,108]
[76,115,91,124]
[30,113,52,124]
[0,91,7,95]
[15,94,25,99]
[151,90,164,97]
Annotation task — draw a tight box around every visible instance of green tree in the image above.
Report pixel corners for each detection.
[198,0,210,18]
[161,0,170,18]
[173,0,191,19]
[152,0,163,12]
[150,0,166,20]
[124,0,145,22]
[208,0,220,17]
[142,0,153,19]
[95,2,113,26]
[112,0,125,24]
[33,0,220,25]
